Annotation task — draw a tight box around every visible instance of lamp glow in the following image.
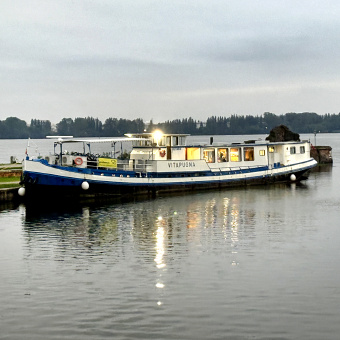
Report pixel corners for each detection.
[153,130,163,146]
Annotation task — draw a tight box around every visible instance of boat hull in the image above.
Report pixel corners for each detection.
[20,158,316,200]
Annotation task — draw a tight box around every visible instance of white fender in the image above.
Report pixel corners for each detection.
[18,187,26,197]
[81,181,89,190]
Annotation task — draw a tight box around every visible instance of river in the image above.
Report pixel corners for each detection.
[0,133,339,339]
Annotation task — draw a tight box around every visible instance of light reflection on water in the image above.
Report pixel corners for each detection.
[1,134,340,339]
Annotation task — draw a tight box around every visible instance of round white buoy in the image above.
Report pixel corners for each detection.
[18,187,26,197]
[290,174,296,181]
[81,181,89,190]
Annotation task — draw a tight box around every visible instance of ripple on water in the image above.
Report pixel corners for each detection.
[1,160,340,339]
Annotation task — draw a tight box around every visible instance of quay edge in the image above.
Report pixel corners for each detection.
[0,168,21,202]
[0,187,20,202]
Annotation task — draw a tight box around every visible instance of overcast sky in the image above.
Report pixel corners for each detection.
[1,0,340,124]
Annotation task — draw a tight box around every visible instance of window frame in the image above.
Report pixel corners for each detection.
[244,147,255,161]
[203,148,216,163]
[230,147,241,162]
[217,148,228,162]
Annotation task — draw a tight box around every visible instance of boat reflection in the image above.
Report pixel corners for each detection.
[21,183,316,266]
[311,163,333,174]
[20,183,322,306]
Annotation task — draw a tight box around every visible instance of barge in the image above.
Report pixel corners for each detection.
[19,131,318,198]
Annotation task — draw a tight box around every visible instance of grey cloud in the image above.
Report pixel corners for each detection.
[2,0,340,123]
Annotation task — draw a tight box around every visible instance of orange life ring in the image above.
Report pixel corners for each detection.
[74,157,83,166]
[159,149,166,157]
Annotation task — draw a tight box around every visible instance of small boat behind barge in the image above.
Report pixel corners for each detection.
[19,131,317,198]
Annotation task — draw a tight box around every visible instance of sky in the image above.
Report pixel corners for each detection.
[1,0,340,124]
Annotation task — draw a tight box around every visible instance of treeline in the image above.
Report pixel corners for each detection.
[0,117,145,139]
[56,117,144,137]
[155,112,340,135]
[1,112,340,139]
[0,118,52,139]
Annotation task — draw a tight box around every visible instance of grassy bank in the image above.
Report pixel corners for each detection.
[0,183,20,189]
[0,165,21,189]
[0,164,22,171]
[0,177,20,188]
[0,177,21,182]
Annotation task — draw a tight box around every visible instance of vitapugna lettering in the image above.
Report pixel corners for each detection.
[168,161,196,168]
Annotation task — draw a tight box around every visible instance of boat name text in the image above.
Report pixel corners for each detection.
[168,161,196,168]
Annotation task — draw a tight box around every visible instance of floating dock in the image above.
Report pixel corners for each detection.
[310,146,333,164]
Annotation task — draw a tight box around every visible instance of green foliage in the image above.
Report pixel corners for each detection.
[0,117,52,139]
[56,118,74,136]
[0,117,29,139]
[102,118,144,136]
[117,151,130,160]
[150,112,340,135]
[2,112,340,139]
[29,119,52,138]
[0,177,20,183]
[0,183,20,189]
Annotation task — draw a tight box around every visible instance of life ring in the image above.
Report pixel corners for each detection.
[159,149,166,158]
[74,157,83,166]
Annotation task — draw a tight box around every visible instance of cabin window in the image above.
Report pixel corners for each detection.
[179,137,185,145]
[290,147,296,154]
[268,146,275,153]
[203,149,215,163]
[230,148,241,162]
[259,150,266,156]
[217,148,228,162]
[244,147,254,161]
[165,136,171,146]
[187,147,200,160]
[173,136,179,146]
[300,146,305,154]
[133,139,151,147]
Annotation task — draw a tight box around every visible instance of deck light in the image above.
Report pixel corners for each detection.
[153,130,163,146]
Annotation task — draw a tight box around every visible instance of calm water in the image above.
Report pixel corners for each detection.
[0,134,339,339]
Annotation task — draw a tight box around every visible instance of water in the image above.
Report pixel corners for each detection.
[0,132,325,164]
[0,134,339,339]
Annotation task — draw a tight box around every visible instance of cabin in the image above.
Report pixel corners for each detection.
[128,132,311,174]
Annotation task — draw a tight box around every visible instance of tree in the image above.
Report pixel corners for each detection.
[263,112,281,130]
[29,119,52,138]
[0,117,29,139]
[56,118,74,136]
[102,118,119,136]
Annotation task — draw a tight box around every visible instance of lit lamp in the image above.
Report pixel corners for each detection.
[153,130,163,146]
